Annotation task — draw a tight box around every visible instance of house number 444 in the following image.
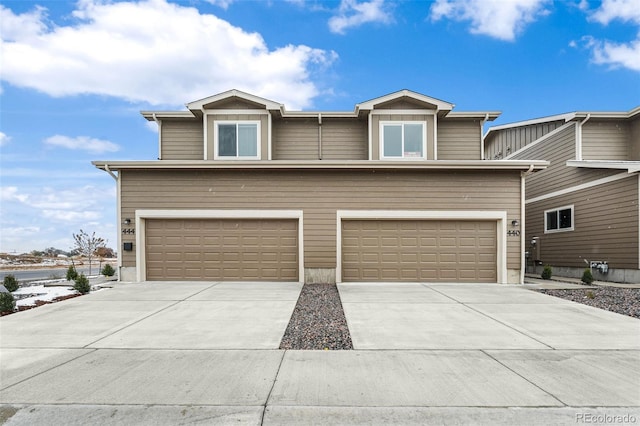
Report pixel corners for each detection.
[122,228,135,234]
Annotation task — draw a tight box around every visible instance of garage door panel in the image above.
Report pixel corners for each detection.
[342,219,497,282]
[146,218,298,281]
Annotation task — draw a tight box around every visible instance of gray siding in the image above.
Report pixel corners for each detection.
[160,120,203,160]
[272,119,318,160]
[437,119,481,160]
[120,169,522,272]
[321,119,367,160]
[582,120,630,160]
[511,124,618,200]
[485,120,565,160]
[631,117,640,160]
[526,175,638,268]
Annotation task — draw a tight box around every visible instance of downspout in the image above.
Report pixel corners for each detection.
[520,164,535,284]
[318,113,323,160]
[480,113,489,160]
[153,113,162,160]
[576,113,591,161]
[104,165,123,281]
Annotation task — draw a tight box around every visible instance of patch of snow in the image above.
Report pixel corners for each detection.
[13,284,77,307]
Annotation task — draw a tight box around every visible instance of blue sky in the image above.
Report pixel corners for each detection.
[1,0,639,254]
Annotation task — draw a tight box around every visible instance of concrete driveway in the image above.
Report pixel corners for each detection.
[1,281,639,425]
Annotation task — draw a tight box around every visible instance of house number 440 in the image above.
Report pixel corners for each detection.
[507,230,520,237]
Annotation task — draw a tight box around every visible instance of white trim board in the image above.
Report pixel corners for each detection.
[335,210,508,284]
[135,209,304,283]
[525,172,633,204]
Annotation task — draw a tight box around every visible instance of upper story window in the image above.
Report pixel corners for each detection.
[545,205,574,233]
[214,121,260,159]
[380,121,426,159]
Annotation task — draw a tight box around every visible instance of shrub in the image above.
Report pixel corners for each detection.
[101,264,115,277]
[3,274,19,292]
[541,265,553,280]
[74,274,91,294]
[66,265,78,281]
[0,293,15,313]
[582,268,594,285]
[586,290,595,299]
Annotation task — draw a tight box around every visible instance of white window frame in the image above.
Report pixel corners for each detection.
[544,205,574,234]
[379,121,427,160]
[213,120,261,160]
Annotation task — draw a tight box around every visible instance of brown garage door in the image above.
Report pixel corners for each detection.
[342,220,497,282]
[145,219,298,281]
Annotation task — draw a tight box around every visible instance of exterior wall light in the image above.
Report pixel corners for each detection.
[511,219,519,227]
[123,218,132,225]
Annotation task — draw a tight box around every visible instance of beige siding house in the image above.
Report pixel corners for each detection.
[484,107,640,283]
[94,89,547,284]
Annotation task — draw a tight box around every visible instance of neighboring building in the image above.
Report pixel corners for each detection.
[484,107,640,283]
[94,89,546,284]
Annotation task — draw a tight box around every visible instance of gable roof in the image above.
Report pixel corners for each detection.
[356,89,454,112]
[186,89,284,112]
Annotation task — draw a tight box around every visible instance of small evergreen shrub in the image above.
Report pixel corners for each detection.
[66,265,78,281]
[101,264,115,277]
[3,274,19,292]
[0,293,15,313]
[582,268,594,285]
[74,274,91,294]
[541,265,553,280]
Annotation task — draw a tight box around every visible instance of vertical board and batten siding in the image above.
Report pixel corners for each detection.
[321,119,368,160]
[437,119,482,160]
[370,114,435,160]
[485,120,565,160]
[582,120,630,161]
[119,169,522,271]
[272,119,318,160]
[511,124,618,200]
[205,114,269,160]
[526,176,638,268]
[160,120,204,160]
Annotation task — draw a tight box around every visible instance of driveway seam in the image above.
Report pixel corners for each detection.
[261,349,287,425]
[82,282,221,348]
[426,285,556,350]
[480,349,568,407]
[0,349,98,393]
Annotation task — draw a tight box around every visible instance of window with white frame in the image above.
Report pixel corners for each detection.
[544,205,574,233]
[380,121,426,159]
[214,121,260,159]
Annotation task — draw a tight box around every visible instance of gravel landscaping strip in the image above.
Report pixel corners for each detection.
[537,287,640,319]
[280,283,353,350]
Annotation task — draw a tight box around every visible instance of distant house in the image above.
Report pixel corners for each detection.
[94,89,546,284]
[484,107,640,283]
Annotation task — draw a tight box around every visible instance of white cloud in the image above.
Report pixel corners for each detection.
[582,35,640,71]
[42,210,102,222]
[145,121,159,133]
[578,0,640,72]
[329,0,393,35]
[590,0,640,25]
[0,0,336,109]
[0,186,29,203]
[430,0,550,41]
[205,0,235,9]
[0,226,41,238]
[44,135,120,153]
[0,131,10,146]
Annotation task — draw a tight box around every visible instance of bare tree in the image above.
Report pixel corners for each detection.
[72,230,106,276]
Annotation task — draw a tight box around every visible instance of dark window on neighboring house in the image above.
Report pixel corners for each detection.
[545,205,574,233]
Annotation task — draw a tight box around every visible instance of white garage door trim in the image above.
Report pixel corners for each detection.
[336,210,507,284]
[135,209,304,282]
